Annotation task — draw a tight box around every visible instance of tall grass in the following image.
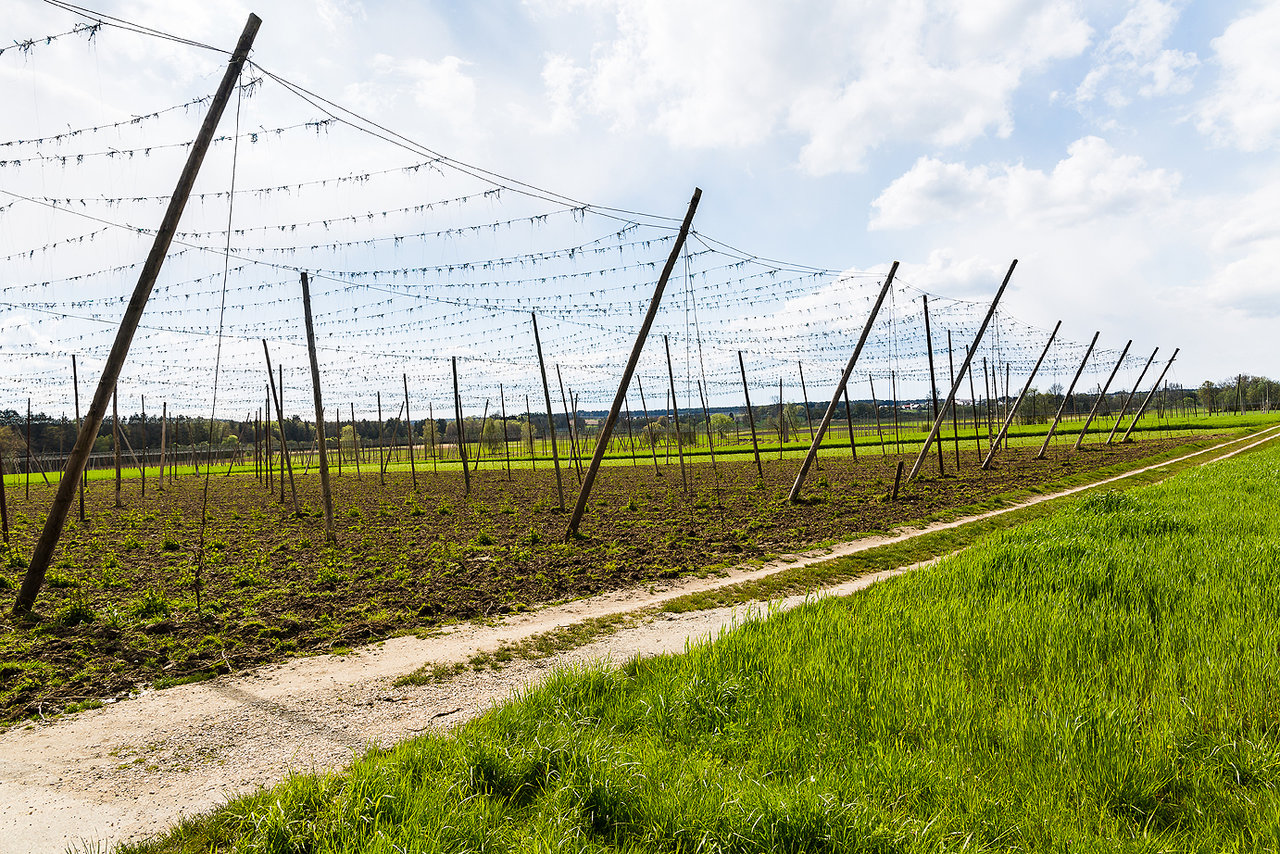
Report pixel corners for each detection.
[128,441,1280,853]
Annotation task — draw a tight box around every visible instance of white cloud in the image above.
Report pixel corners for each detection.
[1196,3,1280,151]
[1204,182,1280,317]
[539,0,1091,173]
[870,136,1180,229]
[1074,0,1197,109]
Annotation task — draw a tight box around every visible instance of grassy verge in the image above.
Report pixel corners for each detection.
[121,426,1280,853]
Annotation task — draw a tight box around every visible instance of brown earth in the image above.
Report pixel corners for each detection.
[0,436,1208,723]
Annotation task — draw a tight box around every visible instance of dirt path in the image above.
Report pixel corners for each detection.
[3,427,1277,854]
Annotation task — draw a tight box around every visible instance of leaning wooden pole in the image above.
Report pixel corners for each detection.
[906,260,1017,484]
[663,335,690,494]
[1107,347,1158,445]
[452,357,472,495]
[72,355,86,519]
[1073,339,1131,451]
[921,294,944,476]
[531,314,564,510]
[264,341,300,515]
[565,188,701,536]
[13,13,261,615]
[299,273,335,544]
[1035,331,1099,459]
[739,352,764,481]
[788,264,896,502]
[1121,349,1179,443]
[982,321,1061,469]
[17,16,261,611]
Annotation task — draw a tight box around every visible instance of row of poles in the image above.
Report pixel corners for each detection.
[5,14,1182,614]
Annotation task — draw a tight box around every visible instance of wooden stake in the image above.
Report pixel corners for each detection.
[624,395,638,467]
[797,361,816,443]
[663,335,690,493]
[159,402,167,492]
[1073,339,1131,451]
[1036,331,1099,459]
[264,341,299,515]
[555,365,583,484]
[921,295,944,476]
[112,390,121,507]
[869,376,886,456]
[0,454,8,544]
[403,373,417,490]
[636,374,661,476]
[15,12,262,615]
[907,260,1017,483]
[739,352,765,481]
[965,348,981,463]
[472,399,490,474]
[499,384,512,480]
[140,396,146,498]
[947,330,960,468]
[563,188,701,536]
[1106,347,1158,444]
[351,402,362,477]
[299,272,335,543]
[1121,349,1179,443]
[376,391,386,486]
[72,356,85,519]
[531,316,563,509]
[452,357,472,495]
[842,384,857,459]
[983,321,1060,470]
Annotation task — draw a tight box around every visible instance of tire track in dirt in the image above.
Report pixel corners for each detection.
[2,426,1277,853]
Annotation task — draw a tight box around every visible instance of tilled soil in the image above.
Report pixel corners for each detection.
[0,437,1201,723]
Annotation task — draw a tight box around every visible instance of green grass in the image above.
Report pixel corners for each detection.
[121,432,1280,852]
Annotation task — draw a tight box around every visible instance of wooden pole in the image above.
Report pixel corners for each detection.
[697,380,717,471]
[1035,331,1099,459]
[777,375,785,459]
[1121,349,1179,443]
[907,259,1017,483]
[263,341,299,515]
[798,362,816,444]
[376,391,386,486]
[947,330,960,468]
[624,396,638,467]
[787,268,896,502]
[264,389,272,490]
[965,348,981,462]
[982,321,1060,469]
[403,373,417,490]
[299,272,335,543]
[159,402,167,492]
[524,395,535,468]
[140,395,146,498]
[500,384,512,480]
[0,454,8,544]
[842,384,857,458]
[472,399,490,474]
[1073,339,1131,450]
[452,357,472,495]
[531,315,563,509]
[869,376,886,455]
[636,374,661,476]
[72,356,85,519]
[563,188,701,536]
[555,365,583,484]
[739,352,764,481]
[890,371,901,455]
[111,390,121,506]
[1107,347,1158,444]
[351,402,362,477]
[922,295,944,476]
[664,335,690,494]
[14,12,262,615]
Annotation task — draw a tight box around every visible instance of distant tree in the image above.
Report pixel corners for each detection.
[709,412,734,438]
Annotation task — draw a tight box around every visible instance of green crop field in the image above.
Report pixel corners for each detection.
[120,431,1280,853]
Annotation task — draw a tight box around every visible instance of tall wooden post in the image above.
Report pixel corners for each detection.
[563,189,701,536]
[965,348,981,462]
[452,357,472,495]
[788,267,895,502]
[907,259,1017,483]
[299,273,335,543]
[140,395,146,498]
[1036,331,1099,459]
[739,352,764,481]
[351,402,362,477]
[947,330,960,467]
[624,396,638,466]
[636,374,661,476]
[869,376,886,455]
[842,384,857,458]
[159,402,167,492]
[555,365,583,484]
[921,295,944,475]
[777,375,786,459]
[376,391,386,486]
[499,384,512,480]
[531,315,564,509]
[72,356,85,519]
[1107,347,1158,444]
[1121,349,1179,443]
[472,399,490,474]
[663,335,690,494]
[982,321,1060,469]
[111,390,121,507]
[403,373,417,490]
[1073,339,1131,451]
[982,359,993,445]
[263,341,299,514]
[798,362,816,443]
[0,454,8,544]
[14,12,262,615]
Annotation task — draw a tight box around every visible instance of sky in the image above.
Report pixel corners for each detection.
[1,0,1277,419]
